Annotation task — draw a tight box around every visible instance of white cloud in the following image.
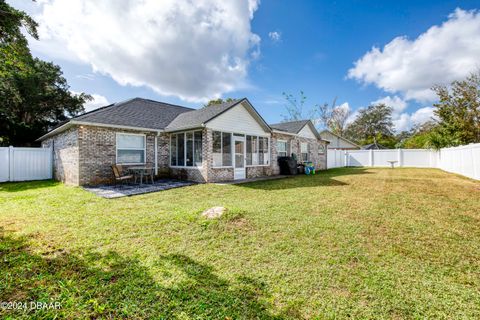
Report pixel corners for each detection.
[410,107,435,125]
[25,0,261,102]
[371,95,407,115]
[268,31,282,43]
[83,94,109,112]
[348,8,480,102]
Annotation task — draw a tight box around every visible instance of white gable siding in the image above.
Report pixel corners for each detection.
[298,125,317,139]
[320,131,359,149]
[206,103,269,136]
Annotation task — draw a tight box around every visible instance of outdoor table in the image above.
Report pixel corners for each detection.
[387,160,398,168]
[128,166,154,185]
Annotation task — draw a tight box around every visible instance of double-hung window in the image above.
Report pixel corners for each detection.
[277,140,288,157]
[170,131,203,167]
[301,142,309,162]
[116,133,146,164]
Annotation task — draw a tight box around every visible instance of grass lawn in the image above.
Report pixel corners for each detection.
[1,168,479,319]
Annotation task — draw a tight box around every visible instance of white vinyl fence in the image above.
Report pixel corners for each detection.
[327,143,480,180]
[0,146,53,182]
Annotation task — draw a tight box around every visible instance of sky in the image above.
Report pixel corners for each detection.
[9,0,480,132]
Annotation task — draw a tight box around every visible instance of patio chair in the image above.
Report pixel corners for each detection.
[111,164,134,186]
[144,162,155,184]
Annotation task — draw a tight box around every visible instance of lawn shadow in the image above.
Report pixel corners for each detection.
[240,167,372,190]
[0,180,60,192]
[0,228,287,319]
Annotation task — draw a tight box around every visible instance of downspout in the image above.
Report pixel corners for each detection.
[154,131,160,175]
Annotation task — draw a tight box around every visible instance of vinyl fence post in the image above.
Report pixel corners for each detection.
[398,149,403,167]
[344,150,348,167]
[8,146,14,181]
[369,149,374,167]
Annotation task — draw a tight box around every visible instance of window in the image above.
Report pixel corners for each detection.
[245,135,269,165]
[318,144,326,155]
[212,131,232,167]
[170,131,203,167]
[277,140,288,157]
[116,133,145,164]
[258,137,269,165]
[301,142,309,162]
[246,136,258,165]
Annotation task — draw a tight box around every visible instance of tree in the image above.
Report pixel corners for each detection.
[281,91,349,135]
[203,98,236,107]
[0,0,91,146]
[344,104,394,146]
[431,72,480,147]
[281,91,309,121]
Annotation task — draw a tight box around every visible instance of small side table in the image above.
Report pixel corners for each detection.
[387,160,398,168]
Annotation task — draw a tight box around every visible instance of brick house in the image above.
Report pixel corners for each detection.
[38,98,328,185]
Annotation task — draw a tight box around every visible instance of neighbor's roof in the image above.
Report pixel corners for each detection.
[269,120,310,134]
[362,142,388,150]
[74,97,194,130]
[319,129,361,148]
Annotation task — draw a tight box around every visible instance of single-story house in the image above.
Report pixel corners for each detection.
[319,130,360,150]
[38,98,329,185]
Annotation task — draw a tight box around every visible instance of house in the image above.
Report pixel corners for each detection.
[319,130,360,150]
[38,98,329,185]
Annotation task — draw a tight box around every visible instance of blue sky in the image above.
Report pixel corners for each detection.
[11,0,480,131]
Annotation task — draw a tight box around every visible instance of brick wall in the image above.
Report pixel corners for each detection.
[42,127,80,185]
[271,132,328,174]
[77,126,157,185]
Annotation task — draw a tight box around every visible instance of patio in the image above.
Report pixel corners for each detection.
[83,179,195,198]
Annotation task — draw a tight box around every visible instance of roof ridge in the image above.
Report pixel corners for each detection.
[133,97,196,110]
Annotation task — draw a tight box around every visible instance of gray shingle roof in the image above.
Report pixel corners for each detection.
[165,99,243,131]
[269,120,310,134]
[73,98,194,130]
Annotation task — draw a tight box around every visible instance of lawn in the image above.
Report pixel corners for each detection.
[1,168,479,319]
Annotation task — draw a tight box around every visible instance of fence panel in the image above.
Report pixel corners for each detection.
[438,143,480,180]
[0,146,52,182]
[402,149,435,167]
[347,150,370,166]
[327,149,346,168]
[0,148,9,182]
[327,144,479,180]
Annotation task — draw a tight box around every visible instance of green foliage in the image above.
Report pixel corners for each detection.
[203,98,236,107]
[431,72,480,147]
[281,91,309,121]
[344,103,394,143]
[0,1,91,146]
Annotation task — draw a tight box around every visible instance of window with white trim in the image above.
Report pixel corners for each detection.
[277,140,288,157]
[116,133,146,164]
[212,131,232,167]
[301,142,309,162]
[170,131,203,167]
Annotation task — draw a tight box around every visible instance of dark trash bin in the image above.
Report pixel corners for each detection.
[278,157,298,175]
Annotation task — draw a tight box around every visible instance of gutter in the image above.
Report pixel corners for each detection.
[37,120,163,141]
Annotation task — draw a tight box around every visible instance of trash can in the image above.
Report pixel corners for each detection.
[277,157,298,175]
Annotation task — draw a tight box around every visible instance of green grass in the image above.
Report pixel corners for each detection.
[1,168,479,319]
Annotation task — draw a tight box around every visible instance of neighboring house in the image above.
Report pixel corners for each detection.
[38,98,328,185]
[362,142,388,150]
[319,130,360,150]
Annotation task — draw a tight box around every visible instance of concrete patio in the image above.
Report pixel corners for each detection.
[83,179,196,198]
